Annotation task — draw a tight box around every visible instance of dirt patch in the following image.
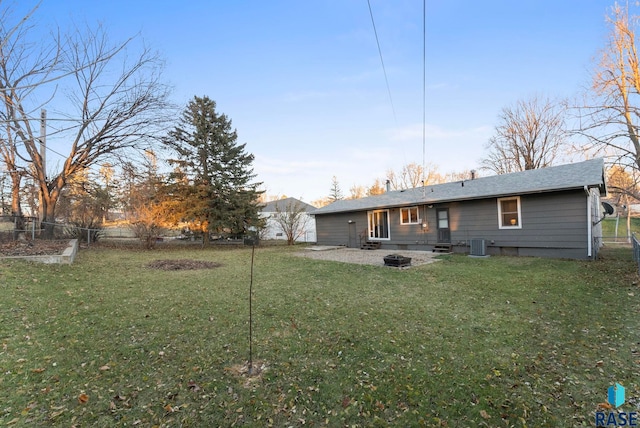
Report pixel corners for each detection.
[147,259,222,271]
[225,360,267,388]
[0,240,69,256]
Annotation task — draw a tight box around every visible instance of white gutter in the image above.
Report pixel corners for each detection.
[585,186,592,258]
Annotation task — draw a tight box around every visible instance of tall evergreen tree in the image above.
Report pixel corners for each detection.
[328,175,343,202]
[166,96,263,242]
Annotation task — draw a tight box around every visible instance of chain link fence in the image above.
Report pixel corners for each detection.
[0,215,102,244]
[602,235,632,245]
[633,233,640,274]
[1,215,274,247]
[0,215,39,242]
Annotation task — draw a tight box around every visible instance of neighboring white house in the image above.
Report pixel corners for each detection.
[261,197,317,242]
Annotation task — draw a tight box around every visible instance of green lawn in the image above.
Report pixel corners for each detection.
[0,244,638,427]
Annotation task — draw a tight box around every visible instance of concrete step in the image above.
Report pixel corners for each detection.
[361,241,381,250]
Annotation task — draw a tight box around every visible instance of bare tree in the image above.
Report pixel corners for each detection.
[385,169,399,190]
[401,163,424,188]
[0,2,50,233]
[0,171,7,213]
[386,164,422,190]
[607,165,637,242]
[481,95,567,174]
[367,178,385,196]
[310,197,331,208]
[386,162,443,190]
[0,6,170,237]
[349,184,366,199]
[444,169,481,182]
[575,3,640,199]
[98,162,115,222]
[271,199,311,245]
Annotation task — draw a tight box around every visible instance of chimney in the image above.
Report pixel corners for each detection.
[385,179,390,192]
[471,170,476,180]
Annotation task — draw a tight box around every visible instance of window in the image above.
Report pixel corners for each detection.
[368,210,390,240]
[498,196,522,229]
[400,207,420,225]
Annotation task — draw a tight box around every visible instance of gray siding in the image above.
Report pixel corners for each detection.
[315,189,592,259]
[315,211,368,247]
[450,192,588,249]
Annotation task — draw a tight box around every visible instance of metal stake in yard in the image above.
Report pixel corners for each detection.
[248,242,255,375]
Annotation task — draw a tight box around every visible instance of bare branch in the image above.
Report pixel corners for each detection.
[0,7,171,237]
[575,3,640,173]
[271,199,311,245]
[481,95,567,174]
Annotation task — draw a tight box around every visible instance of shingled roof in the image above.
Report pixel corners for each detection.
[262,197,316,213]
[313,158,606,215]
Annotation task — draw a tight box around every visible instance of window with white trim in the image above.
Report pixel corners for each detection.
[498,196,522,229]
[400,207,420,225]
[368,210,390,240]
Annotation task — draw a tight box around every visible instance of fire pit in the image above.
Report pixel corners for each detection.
[383,254,412,267]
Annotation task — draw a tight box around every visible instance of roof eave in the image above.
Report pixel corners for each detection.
[312,183,605,215]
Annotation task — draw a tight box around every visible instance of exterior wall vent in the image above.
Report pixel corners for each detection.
[469,238,486,256]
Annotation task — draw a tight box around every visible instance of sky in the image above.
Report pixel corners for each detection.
[19,0,613,203]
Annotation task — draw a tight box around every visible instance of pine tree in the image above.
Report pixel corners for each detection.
[329,175,343,202]
[166,96,263,243]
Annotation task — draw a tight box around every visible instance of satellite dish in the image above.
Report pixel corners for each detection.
[602,201,615,216]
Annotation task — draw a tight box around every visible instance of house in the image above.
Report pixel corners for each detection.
[312,158,608,259]
[261,197,317,242]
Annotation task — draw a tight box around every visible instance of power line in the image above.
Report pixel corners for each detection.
[42,143,67,160]
[367,0,397,125]
[422,0,426,186]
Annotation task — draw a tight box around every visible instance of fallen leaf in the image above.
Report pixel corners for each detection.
[480,410,491,419]
[597,402,613,411]
[78,393,89,404]
[49,408,66,419]
[99,365,110,371]
[22,402,37,414]
[32,367,45,373]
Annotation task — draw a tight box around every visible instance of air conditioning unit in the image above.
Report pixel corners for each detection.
[469,238,486,256]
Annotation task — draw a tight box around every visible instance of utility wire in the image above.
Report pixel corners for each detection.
[422,0,426,187]
[367,0,397,125]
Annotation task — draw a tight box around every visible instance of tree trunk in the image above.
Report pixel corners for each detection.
[10,172,24,239]
[40,184,60,239]
[202,221,210,246]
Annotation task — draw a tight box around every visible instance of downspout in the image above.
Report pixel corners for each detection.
[584,186,592,258]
